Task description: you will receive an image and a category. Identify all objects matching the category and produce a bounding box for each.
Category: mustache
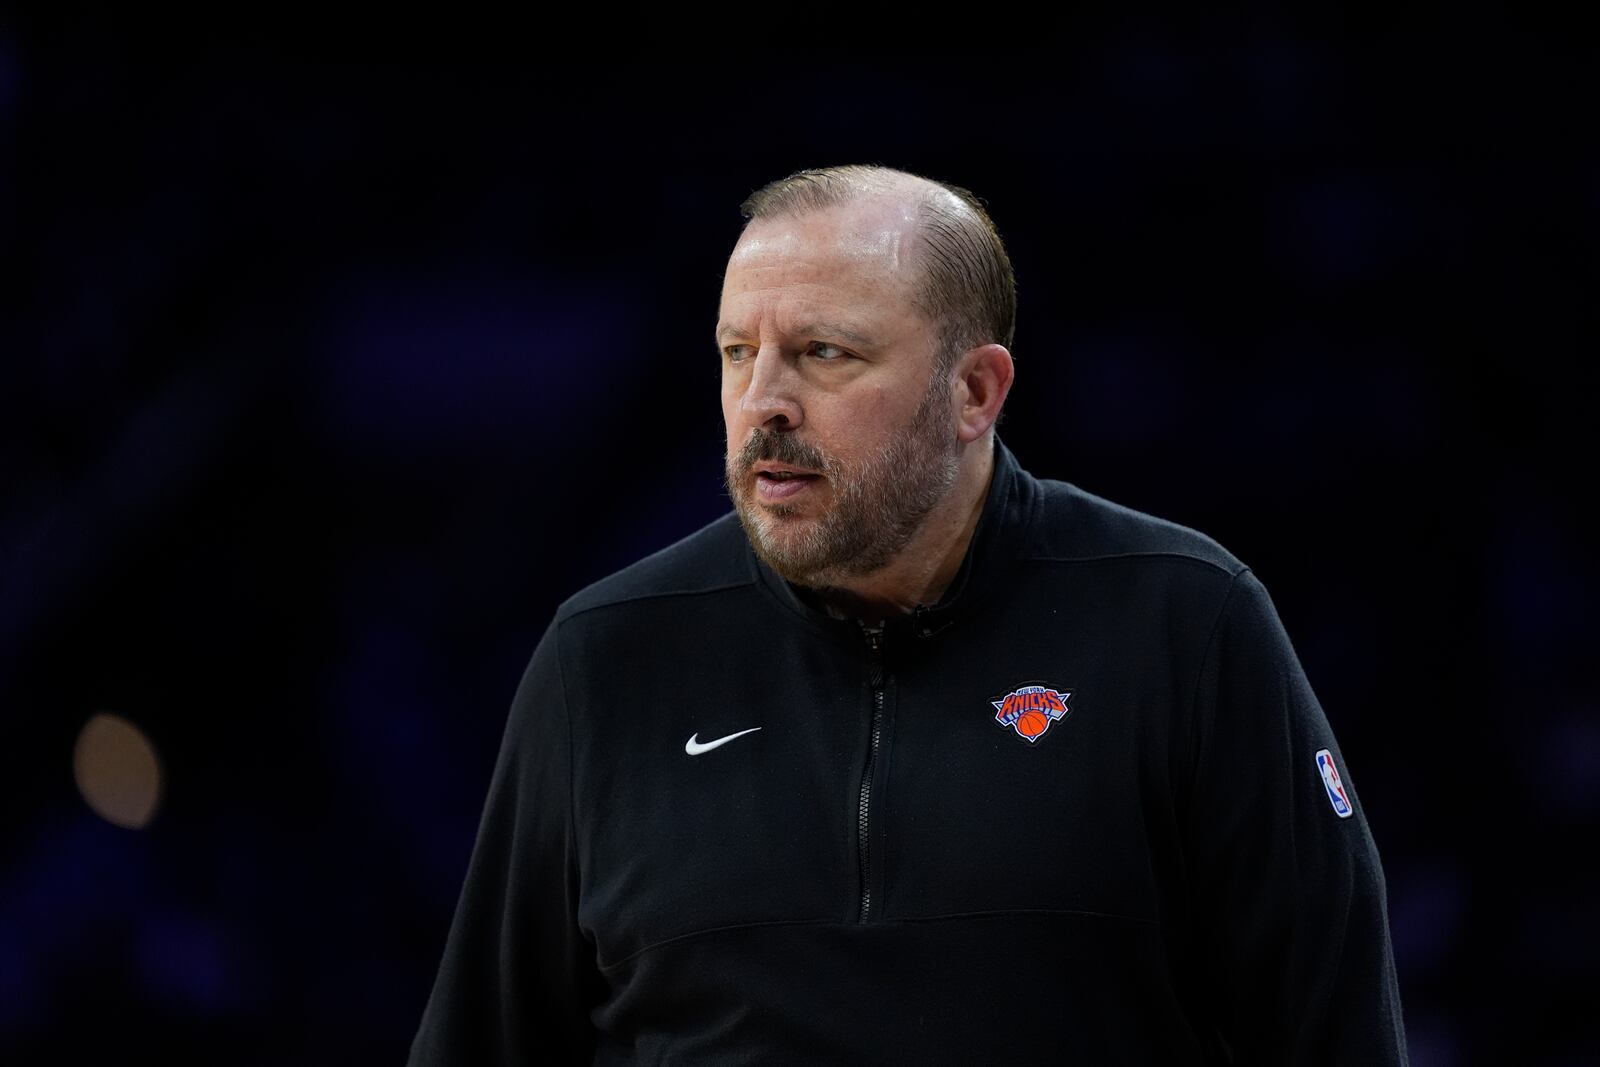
[732,429,830,477]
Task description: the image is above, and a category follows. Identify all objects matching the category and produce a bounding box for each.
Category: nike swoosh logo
[685,727,762,756]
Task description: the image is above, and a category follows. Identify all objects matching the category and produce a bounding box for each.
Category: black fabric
[407,438,1408,1065]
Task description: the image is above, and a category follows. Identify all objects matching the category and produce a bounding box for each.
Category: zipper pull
[860,620,884,652]
[861,621,885,687]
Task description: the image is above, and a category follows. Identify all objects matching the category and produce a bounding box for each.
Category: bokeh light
[72,713,163,830]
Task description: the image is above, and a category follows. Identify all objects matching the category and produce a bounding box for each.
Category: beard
[724,371,962,588]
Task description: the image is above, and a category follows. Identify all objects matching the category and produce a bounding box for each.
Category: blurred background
[2,11,1595,1065]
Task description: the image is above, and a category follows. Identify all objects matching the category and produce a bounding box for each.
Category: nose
[738,344,803,431]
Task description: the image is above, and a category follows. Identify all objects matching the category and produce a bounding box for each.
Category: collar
[747,436,1035,645]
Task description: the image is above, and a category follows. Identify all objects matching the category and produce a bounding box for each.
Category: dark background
[3,12,1595,1066]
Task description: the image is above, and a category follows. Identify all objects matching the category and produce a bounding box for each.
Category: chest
[562,604,1197,968]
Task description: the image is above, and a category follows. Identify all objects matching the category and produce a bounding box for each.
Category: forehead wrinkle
[724,247,913,323]
[716,310,877,349]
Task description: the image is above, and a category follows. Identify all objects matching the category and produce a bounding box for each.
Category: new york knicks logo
[992,683,1073,744]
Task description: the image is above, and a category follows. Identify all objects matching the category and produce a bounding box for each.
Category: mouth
[754,463,821,480]
[752,464,823,503]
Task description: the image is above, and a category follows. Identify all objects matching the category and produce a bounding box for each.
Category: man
[408,165,1408,1064]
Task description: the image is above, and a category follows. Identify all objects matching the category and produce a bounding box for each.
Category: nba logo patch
[1315,749,1354,818]
[991,683,1072,744]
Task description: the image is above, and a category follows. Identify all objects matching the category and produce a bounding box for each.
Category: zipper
[857,622,886,923]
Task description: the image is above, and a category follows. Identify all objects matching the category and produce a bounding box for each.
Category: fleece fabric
[408,437,1408,1066]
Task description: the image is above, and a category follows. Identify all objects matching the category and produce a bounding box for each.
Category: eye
[808,342,849,361]
[723,344,754,364]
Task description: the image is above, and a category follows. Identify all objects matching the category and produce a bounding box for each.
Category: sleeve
[408,620,601,1065]
[1183,569,1408,1065]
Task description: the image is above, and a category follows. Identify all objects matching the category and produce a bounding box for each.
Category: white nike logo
[684,727,762,756]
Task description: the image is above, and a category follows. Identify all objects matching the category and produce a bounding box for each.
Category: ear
[951,343,1014,444]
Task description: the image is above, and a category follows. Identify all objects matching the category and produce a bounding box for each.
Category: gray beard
[725,377,961,588]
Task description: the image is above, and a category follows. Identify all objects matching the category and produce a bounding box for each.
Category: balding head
[740,165,1017,372]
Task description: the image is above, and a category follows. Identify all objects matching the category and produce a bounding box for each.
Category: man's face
[718,200,962,587]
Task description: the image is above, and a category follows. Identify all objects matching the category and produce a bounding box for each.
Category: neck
[817,438,995,623]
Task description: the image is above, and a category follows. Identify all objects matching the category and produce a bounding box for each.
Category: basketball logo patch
[1315,749,1354,818]
[992,683,1073,744]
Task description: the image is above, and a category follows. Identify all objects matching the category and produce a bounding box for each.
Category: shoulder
[1020,473,1248,581]
[555,511,755,623]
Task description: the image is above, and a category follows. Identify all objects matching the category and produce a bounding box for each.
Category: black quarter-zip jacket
[408,439,1408,1065]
